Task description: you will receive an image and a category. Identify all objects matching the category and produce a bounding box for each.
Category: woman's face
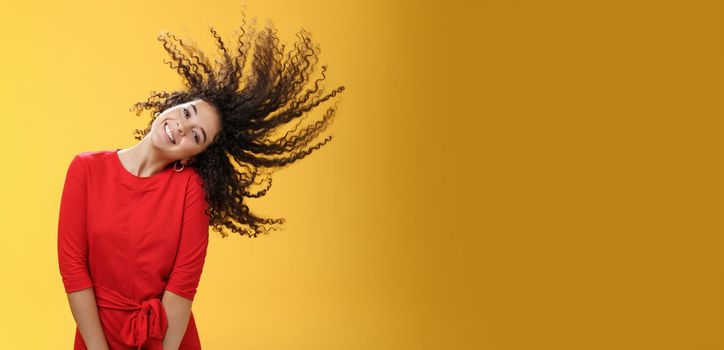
[149,98,222,163]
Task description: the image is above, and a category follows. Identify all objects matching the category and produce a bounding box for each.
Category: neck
[117,138,174,177]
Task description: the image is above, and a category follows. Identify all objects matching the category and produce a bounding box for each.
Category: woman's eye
[182,108,197,142]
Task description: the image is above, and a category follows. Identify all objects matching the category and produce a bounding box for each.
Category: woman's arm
[161,290,193,350]
[59,155,107,348]
[162,172,211,349]
[67,287,110,350]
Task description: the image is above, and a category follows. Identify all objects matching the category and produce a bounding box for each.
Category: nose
[176,121,186,137]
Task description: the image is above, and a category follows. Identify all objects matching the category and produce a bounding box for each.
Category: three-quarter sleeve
[57,154,94,293]
[165,172,210,301]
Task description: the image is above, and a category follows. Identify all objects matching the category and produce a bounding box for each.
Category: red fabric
[93,282,168,349]
[58,149,210,349]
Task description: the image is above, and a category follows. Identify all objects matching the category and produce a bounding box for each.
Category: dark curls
[129,9,345,238]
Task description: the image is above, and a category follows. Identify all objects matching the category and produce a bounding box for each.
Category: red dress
[57,149,210,349]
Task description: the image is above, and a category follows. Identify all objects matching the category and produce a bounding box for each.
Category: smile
[164,122,176,144]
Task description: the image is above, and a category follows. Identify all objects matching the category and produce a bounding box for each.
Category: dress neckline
[113,148,175,180]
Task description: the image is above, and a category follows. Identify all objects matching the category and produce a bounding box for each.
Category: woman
[57,10,345,350]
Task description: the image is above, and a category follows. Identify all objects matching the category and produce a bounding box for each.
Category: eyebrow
[190,103,207,144]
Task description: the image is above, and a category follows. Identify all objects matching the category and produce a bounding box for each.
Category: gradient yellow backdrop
[0,0,470,348]
[2,0,723,349]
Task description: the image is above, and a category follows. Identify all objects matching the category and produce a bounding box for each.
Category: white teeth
[164,123,176,144]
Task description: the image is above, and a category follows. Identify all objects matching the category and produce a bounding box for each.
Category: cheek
[181,141,198,152]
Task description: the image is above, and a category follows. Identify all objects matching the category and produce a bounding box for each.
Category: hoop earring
[174,161,185,172]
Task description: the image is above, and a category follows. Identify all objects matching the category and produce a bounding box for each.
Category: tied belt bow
[93,282,168,349]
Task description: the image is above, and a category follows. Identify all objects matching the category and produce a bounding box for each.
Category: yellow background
[0,0,722,349]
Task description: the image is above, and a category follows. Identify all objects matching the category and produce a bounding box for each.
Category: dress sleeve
[165,172,210,301]
[57,154,94,293]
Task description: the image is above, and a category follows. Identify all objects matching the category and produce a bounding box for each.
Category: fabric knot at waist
[93,282,168,349]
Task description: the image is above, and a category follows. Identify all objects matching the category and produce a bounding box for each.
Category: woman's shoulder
[185,167,206,188]
[73,149,116,163]
[66,149,115,169]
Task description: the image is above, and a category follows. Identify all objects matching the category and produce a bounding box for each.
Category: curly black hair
[129,9,345,238]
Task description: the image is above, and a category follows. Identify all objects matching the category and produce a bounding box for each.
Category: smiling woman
[57,6,345,350]
[151,99,221,158]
